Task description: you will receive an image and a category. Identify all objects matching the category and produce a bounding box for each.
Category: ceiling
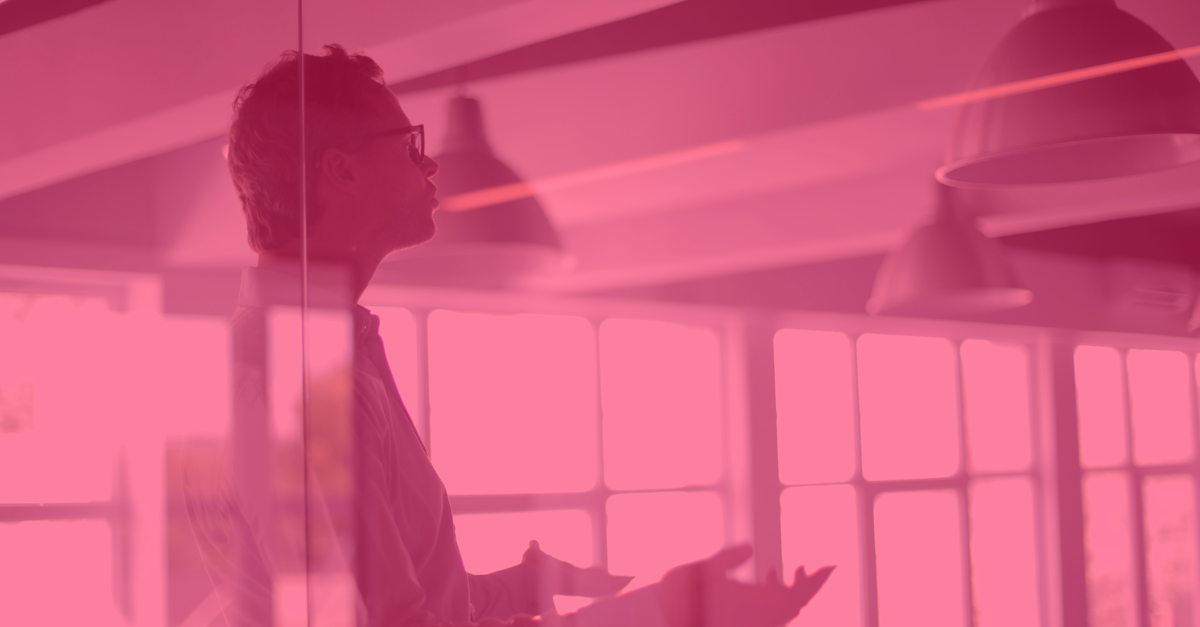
[2,0,1200,319]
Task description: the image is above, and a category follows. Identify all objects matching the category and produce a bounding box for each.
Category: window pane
[1127,350,1193,465]
[874,490,963,627]
[373,306,418,415]
[429,311,597,494]
[781,485,860,627]
[970,478,1040,627]
[1144,476,1197,627]
[857,335,959,480]
[1084,471,1136,627]
[0,294,125,502]
[0,520,124,626]
[1075,347,1127,468]
[160,316,231,438]
[600,319,723,490]
[775,330,855,485]
[607,491,725,590]
[961,340,1032,473]
[454,510,593,574]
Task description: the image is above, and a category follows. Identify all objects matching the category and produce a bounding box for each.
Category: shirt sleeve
[467,571,525,620]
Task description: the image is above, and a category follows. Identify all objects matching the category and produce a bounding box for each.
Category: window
[776,331,1040,627]
[0,289,172,626]
[384,304,737,604]
[12,276,1200,627]
[1075,346,1199,627]
[428,310,598,495]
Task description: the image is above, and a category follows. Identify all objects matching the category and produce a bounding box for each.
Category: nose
[422,154,439,178]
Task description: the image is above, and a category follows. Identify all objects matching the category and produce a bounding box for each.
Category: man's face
[350,88,439,253]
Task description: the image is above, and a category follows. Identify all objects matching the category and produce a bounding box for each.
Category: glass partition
[14,3,1200,627]
[0,1,304,625]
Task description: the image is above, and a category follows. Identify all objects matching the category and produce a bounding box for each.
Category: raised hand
[522,540,634,610]
[657,545,834,627]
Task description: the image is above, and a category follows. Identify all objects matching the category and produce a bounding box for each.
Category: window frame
[0,266,165,623]
[363,284,752,574]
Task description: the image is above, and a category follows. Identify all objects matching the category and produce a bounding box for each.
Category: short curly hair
[228,44,389,253]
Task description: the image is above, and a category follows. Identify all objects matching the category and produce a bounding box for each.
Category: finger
[795,565,835,587]
[701,544,753,577]
[792,565,836,604]
[765,569,779,586]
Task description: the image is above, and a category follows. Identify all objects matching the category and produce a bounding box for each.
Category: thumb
[523,540,544,563]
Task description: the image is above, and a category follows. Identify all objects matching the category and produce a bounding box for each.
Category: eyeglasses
[368,124,424,164]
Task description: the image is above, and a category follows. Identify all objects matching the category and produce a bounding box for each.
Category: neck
[258,243,385,303]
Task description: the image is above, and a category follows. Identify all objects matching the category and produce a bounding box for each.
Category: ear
[318,147,359,194]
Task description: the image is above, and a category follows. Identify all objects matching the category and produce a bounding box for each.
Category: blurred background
[2,0,1200,626]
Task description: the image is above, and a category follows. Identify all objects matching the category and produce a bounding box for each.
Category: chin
[392,219,437,252]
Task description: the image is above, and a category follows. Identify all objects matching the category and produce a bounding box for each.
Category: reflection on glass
[961,340,1033,473]
[857,335,959,480]
[2,0,304,619]
[774,330,856,485]
[211,295,356,627]
[873,490,963,627]
[970,477,1041,627]
[1143,476,1197,627]
[1127,350,1194,465]
[606,491,725,590]
[1075,346,1128,468]
[780,485,861,627]
[429,310,598,494]
[0,294,119,503]
[600,319,723,490]
[1084,471,1136,627]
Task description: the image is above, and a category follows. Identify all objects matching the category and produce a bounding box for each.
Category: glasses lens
[411,127,424,163]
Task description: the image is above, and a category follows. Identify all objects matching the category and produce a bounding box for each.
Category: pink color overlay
[5,1,1200,625]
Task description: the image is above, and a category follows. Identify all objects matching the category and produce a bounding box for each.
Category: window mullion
[590,316,610,571]
[1028,340,1053,627]
[952,339,976,627]
[1119,349,1152,627]
[1039,342,1089,627]
[848,332,879,627]
[742,319,784,582]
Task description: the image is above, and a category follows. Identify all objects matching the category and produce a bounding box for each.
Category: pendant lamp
[937,0,1200,187]
[867,184,1032,316]
[383,96,567,286]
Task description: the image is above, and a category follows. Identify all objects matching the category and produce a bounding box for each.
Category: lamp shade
[868,187,1032,315]
[937,0,1200,187]
[383,96,566,285]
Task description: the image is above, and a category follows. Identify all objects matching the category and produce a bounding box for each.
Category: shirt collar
[236,264,384,347]
[237,263,355,310]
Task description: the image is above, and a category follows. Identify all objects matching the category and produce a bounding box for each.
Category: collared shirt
[230,266,473,626]
[225,265,668,627]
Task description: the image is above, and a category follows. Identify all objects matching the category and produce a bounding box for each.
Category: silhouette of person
[221,44,832,627]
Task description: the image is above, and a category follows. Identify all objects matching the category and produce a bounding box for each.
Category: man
[224,44,832,627]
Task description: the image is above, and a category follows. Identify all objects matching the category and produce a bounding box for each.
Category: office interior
[2,0,1200,626]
